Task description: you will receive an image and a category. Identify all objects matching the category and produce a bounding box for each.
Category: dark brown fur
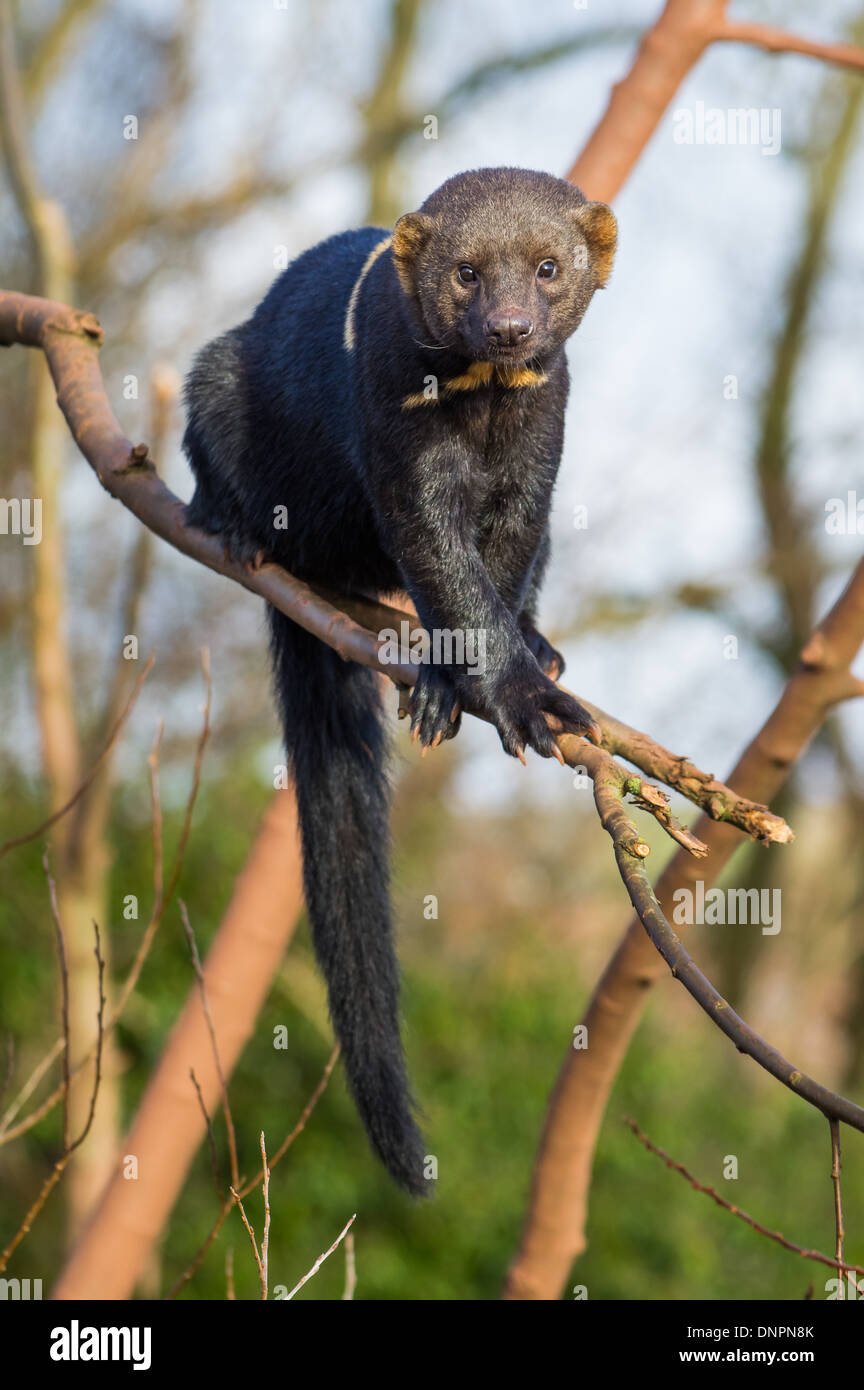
[183,168,617,1193]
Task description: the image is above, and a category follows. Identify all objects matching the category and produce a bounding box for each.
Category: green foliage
[0,759,860,1301]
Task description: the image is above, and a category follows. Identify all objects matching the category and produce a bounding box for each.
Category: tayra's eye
[537,259,558,281]
[457,264,478,284]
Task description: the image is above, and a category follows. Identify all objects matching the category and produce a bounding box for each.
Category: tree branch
[0,288,795,857]
[567,0,864,203]
[715,21,864,74]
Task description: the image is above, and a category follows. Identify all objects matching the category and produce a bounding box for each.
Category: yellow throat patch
[402,360,547,410]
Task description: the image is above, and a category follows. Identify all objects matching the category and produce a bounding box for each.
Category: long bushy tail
[268,607,429,1196]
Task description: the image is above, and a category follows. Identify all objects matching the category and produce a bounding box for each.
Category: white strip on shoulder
[343,235,393,353]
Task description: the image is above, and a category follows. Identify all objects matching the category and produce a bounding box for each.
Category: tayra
[183,167,617,1194]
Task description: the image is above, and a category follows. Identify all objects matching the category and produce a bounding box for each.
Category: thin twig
[0,921,105,1272]
[230,1186,264,1293]
[239,1042,340,1195]
[148,723,164,917]
[284,1215,357,1302]
[180,900,240,1191]
[166,1045,339,1298]
[0,1163,69,1272]
[163,648,211,908]
[259,1132,271,1302]
[626,1119,864,1282]
[0,1036,14,1113]
[68,920,106,1155]
[165,1200,232,1300]
[190,1068,223,1201]
[0,656,154,860]
[43,853,71,1151]
[571,695,793,847]
[830,1118,846,1294]
[342,1232,356,1301]
[110,652,211,1018]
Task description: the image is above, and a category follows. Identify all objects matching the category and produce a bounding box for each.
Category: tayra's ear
[572,199,618,288]
[392,211,433,294]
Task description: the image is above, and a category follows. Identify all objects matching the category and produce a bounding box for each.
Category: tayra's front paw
[519,620,566,680]
[406,666,462,749]
[485,658,598,761]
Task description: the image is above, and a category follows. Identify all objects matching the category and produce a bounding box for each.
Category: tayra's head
[392,167,617,365]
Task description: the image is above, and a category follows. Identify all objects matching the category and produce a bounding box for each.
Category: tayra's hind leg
[183,327,266,567]
[406,665,462,748]
[184,434,264,567]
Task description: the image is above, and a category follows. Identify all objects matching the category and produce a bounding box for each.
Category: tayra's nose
[485,309,534,347]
